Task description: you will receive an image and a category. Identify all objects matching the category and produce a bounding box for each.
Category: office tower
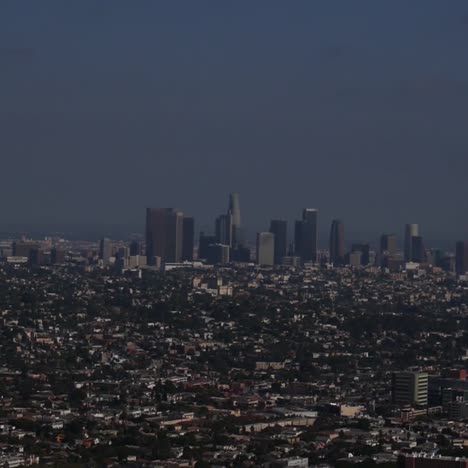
[198,233,217,260]
[404,224,419,262]
[207,244,230,265]
[456,241,468,276]
[29,248,46,266]
[182,217,195,261]
[228,192,241,247]
[256,232,275,266]
[351,243,370,266]
[145,208,184,264]
[392,371,428,406]
[129,240,141,256]
[215,213,232,247]
[269,220,287,265]
[12,241,37,258]
[99,238,112,265]
[294,208,318,263]
[51,247,66,265]
[231,245,251,263]
[380,234,397,255]
[329,219,345,266]
[411,236,426,263]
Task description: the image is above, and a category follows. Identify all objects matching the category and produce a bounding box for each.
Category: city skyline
[1,2,468,241]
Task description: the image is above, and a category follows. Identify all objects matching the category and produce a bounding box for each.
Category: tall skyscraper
[99,238,112,265]
[215,213,232,247]
[411,236,426,263]
[380,234,397,255]
[329,219,345,266]
[129,240,141,256]
[294,208,318,263]
[207,244,230,265]
[198,233,217,260]
[269,220,287,265]
[146,208,184,264]
[456,241,468,276]
[256,232,274,266]
[228,192,241,247]
[182,217,195,261]
[404,224,420,262]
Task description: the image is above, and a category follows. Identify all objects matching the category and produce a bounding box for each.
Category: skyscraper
[182,217,195,261]
[404,224,420,262]
[256,232,275,266]
[228,192,241,247]
[207,244,230,265]
[99,238,112,265]
[456,241,468,276]
[294,208,318,263]
[351,243,370,266]
[269,220,287,265]
[329,219,345,266]
[380,234,397,255]
[411,236,426,263]
[215,213,232,247]
[198,233,217,260]
[146,208,184,264]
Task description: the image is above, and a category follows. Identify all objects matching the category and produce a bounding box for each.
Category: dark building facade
[198,233,217,261]
[215,214,232,247]
[405,223,420,262]
[380,233,397,255]
[351,243,370,266]
[182,217,195,261]
[411,235,426,263]
[146,208,184,264]
[294,208,318,263]
[228,192,241,247]
[269,219,287,265]
[329,219,345,266]
[456,241,468,276]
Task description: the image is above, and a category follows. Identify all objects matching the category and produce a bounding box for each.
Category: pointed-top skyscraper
[228,192,241,247]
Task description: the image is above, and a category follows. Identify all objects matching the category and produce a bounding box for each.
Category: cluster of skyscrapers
[143,192,468,276]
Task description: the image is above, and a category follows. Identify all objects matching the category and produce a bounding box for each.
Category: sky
[1,1,468,246]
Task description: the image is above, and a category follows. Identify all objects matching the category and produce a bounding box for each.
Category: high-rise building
[215,213,232,247]
[256,232,274,266]
[351,243,370,266]
[51,247,66,265]
[380,234,397,255]
[269,220,287,265]
[294,208,318,263]
[207,244,230,265]
[99,238,112,265]
[411,236,426,263]
[129,240,141,256]
[392,371,428,407]
[456,241,468,276]
[182,217,195,261]
[12,241,38,258]
[404,224,420,262]
[329,219,345,266]
[231,245,251,263]
[228,192,241,247]
[146,208,184,264]
[198,233,217,261]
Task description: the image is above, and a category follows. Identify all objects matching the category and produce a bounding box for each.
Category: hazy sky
[1,1,468,244]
